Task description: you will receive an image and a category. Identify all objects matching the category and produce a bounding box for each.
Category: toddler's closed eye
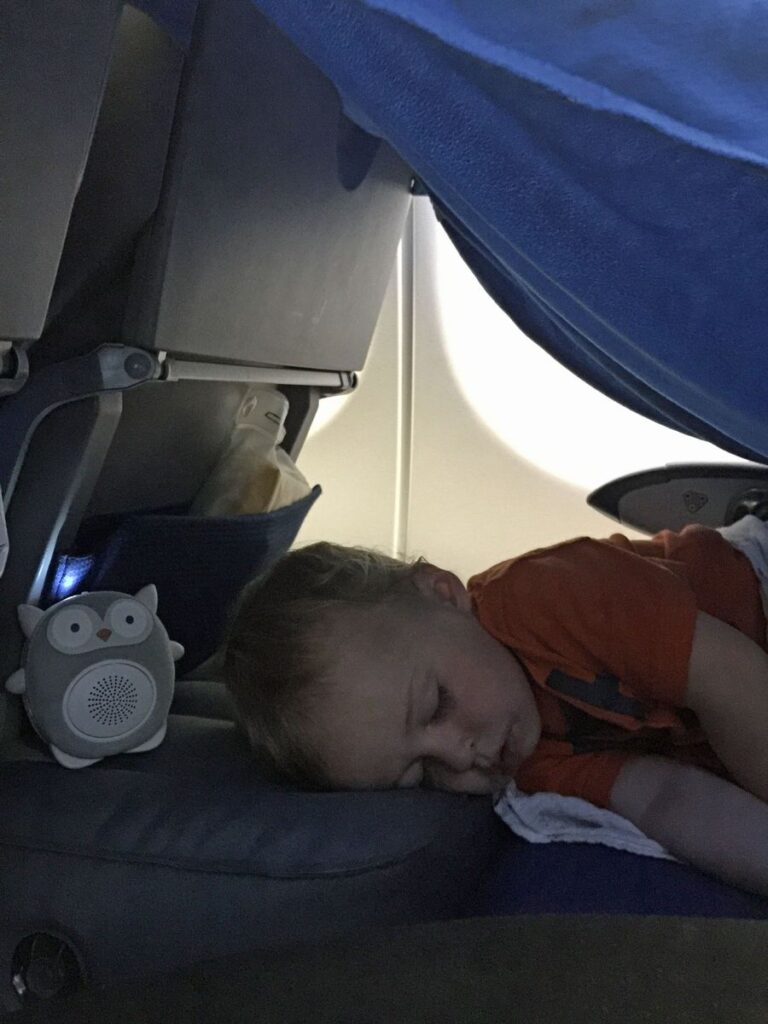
[430,683,454,724]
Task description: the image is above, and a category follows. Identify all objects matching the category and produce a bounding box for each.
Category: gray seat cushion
[0,699,504,991]
[171,676,234,721]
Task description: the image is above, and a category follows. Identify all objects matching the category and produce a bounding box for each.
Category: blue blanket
[241,0,768,463]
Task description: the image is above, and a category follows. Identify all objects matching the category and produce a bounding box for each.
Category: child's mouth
[494,732,520,775]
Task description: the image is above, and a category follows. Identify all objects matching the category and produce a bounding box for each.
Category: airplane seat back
[0,0,124,358]
[0,1,188,736]
[0,0,412,694]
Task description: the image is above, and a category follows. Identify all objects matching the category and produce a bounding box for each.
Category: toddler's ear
[412,563,471,612]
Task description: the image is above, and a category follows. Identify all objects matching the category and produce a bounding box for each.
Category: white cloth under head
[495,783,677,861]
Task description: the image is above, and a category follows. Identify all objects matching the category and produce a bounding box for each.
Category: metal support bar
[0,343,357,508]
[0,394,123,683]
[159,354,356,393]
[280,386,321,460]
[0,345,161,505]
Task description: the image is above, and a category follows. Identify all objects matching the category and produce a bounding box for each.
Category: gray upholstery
[0,0,123,343]
[0,689,503,992]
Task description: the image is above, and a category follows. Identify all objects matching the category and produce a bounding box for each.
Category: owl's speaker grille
[64,661,156,740]
[86,674,139,726]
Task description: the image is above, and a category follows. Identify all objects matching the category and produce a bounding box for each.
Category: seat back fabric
[0,0,122,343]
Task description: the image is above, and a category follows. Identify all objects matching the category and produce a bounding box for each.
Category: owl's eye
[48,607,95,651]
[106,599,149,639]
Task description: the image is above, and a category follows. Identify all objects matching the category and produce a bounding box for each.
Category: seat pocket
[48,485,321,674]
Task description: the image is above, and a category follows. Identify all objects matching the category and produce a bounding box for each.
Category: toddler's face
[307,570,541,794]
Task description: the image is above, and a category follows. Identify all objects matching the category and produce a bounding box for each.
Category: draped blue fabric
[245,0,768,462]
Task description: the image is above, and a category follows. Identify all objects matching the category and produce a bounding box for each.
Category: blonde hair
[223,541,423,787]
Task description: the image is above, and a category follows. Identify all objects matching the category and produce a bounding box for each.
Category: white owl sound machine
[4,585,184,768]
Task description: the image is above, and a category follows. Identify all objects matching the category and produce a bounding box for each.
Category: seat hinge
[0,342,30,396]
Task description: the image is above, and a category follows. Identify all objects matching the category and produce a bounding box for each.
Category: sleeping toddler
[223,516,768,897]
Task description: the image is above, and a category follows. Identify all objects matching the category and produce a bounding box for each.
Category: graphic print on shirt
[546,669,646,720]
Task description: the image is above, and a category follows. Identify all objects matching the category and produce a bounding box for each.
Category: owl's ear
[17,604,44,638]
[134,584,158,614]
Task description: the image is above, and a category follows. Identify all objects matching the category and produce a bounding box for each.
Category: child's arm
[610,756,768,897]
[686,611,768,803]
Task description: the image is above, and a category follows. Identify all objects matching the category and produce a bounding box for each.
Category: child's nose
[427,723,477,773]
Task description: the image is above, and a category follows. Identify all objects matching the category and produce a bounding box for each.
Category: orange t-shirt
[468,525,766,809]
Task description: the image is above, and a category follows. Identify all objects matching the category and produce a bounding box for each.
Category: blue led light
[51,556,95,600]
